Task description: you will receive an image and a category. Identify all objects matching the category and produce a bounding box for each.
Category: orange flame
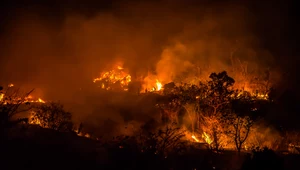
[156,79,162,91]
[93,66,131,91]
[0,84,46,104]
[192,135,200,142]
[202,132,213,145]
[0,93,4,101]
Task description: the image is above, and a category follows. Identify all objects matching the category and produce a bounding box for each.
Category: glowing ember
[8,83,14,87]
[93,66,131,91]
[202,132,213,145]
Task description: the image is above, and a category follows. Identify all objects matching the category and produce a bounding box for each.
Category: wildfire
[24,95,46,103]
[202,132,213,145]
[93,66,131,91]
[141,73,164,93]
[235,91,269,100]
[23,97,45,104]
[148,79,163,92]
[0,84,46,104]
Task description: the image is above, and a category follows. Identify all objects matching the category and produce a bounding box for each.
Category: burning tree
[30,102,73,132]
[196,71,235,151]
[199,71,235,115]
[159,83,201,125]
[0,85,34,132]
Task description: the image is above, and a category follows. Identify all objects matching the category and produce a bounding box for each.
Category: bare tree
[0,85,34,130]
[226,114,253,154]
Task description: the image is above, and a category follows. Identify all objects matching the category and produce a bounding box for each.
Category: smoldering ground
[0,1,286,137]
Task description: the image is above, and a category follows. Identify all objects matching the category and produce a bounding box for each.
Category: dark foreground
[1,126,300,170]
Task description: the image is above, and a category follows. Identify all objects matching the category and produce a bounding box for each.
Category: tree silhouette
[0,85,33,132]
[31,102,73,132]
[196,71,235,151]
[199,71,235,116]
[226,114,253,154]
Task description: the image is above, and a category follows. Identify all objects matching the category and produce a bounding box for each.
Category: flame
[0,85,46,104]
[24,95,46,103]
[0,93,4,101]
[192,135,200,142]
[29,111,41,125]
[38,98,45,103]
[202,132,213,145]
[93,66,131,91]
[141,73,163,93]
[156,79,162,91]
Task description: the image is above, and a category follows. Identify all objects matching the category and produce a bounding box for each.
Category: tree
[226,113,253,154]
[199,71,235,116]
[196,71,235,151]
[0,85,33,131]
[31,102,73,132]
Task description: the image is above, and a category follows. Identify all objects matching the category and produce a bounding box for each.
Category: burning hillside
[92,62,271,101]
[0,0,294,159]
[93,66,131,91]
[0,84,45,104]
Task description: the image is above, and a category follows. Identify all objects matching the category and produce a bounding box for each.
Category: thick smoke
[0,1,282,137]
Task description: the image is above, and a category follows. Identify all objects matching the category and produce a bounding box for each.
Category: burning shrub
[31,102,73,132]
[137,123,187,156]
[200,115,231,151]
[93,66,131,91]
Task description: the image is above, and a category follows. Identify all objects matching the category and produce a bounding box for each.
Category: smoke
[0,1,283,137]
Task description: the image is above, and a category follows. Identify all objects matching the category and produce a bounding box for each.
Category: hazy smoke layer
[0,1,284,136]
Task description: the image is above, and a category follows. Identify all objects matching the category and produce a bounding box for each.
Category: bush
[31,102,73,132]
